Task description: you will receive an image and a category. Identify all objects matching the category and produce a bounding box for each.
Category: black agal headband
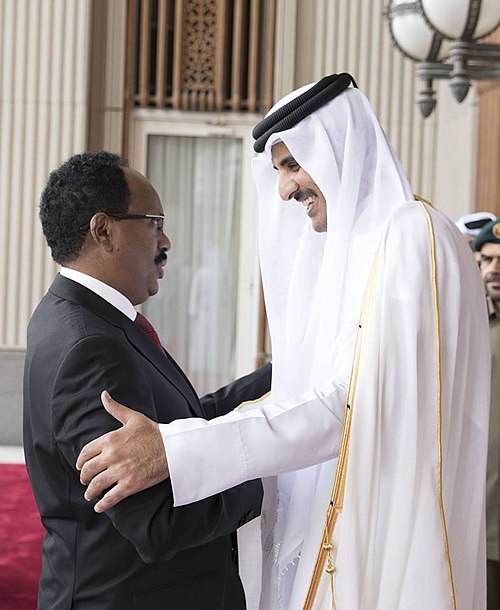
[252,73,358,153]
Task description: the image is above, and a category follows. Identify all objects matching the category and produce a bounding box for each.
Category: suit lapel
[122,319,203,416]
[50,275,204,417]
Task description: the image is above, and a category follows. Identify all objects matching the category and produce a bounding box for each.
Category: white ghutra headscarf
[252,84,489,609]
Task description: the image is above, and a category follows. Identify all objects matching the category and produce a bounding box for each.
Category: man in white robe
[77,75,490,609]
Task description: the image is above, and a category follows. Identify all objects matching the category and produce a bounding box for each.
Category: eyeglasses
[79,213,165,231]
[106,213,164,222]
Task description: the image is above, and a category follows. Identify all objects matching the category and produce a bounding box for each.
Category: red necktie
[134,312,164,353]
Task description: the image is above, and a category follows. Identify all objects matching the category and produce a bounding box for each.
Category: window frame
[130,108,264,378]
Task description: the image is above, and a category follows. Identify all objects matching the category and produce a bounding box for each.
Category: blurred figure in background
[474,218,500,610]
[456,211,496,262]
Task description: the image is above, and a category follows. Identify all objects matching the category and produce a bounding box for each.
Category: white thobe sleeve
[161,379,347,507]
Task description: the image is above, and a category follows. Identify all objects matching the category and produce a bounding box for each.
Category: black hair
[39,151,131,264]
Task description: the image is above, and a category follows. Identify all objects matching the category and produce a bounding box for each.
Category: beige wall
[0,0,126,350]
[0,0,91,348]
[87,0,127,153]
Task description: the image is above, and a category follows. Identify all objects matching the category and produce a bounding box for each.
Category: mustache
[294,187,317,203]
[485,273,500,283]
[155,251,168,265]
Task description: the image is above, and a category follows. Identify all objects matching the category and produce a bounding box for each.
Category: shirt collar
[487,295,500,320]
[60,267,137,321]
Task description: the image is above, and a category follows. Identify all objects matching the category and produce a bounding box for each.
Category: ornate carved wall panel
[128,0,275,113]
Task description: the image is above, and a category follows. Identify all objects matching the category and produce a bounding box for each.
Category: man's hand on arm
[76,391,169,513]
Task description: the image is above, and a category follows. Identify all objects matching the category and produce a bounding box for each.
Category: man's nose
[278,174,299,201]
[160,232,171,252]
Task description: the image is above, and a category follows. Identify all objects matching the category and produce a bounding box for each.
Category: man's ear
[89,213,114,251]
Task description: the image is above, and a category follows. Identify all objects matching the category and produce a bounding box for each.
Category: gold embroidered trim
[234,390,271,410]
[414,193,434,207]
[418,201,457,609]
[302,249,380,610]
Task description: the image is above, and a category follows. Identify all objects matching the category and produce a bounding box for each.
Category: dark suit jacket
[23,274,271,610]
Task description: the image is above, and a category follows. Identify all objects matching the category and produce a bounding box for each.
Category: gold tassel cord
[324,542,337,610]
[302,249,380,610]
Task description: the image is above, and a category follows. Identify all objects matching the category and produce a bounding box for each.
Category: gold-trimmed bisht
[302,201,455,610]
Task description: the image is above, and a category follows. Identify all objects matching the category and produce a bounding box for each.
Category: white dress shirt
[60,267,137,321]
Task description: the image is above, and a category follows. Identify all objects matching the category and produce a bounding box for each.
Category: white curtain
[144,135,242,395]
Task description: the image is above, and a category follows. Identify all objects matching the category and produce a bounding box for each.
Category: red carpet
[0,464,44,610]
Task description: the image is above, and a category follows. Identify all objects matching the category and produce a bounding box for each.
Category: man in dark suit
[23,151,270,609]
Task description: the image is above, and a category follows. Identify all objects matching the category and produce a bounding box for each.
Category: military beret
[472,217,500,251]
